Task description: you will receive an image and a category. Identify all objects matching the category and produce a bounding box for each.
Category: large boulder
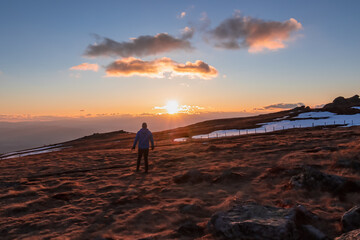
[208,202,325,240]
[335,229,360,240]
[341,206,360,232]
[301,225,329,240]
[323,95,360,114]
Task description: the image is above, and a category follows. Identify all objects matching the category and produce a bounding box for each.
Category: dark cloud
[207,13,302,52]
[106,57,218,79]
[264,103,305,110]
[85,33,193,58]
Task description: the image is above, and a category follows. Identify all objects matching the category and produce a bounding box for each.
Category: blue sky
[1,0,360,117]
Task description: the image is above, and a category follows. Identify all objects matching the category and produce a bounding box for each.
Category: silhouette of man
[132,122,154,173]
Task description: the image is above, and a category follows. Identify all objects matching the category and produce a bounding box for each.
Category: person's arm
[132,132,139,149]
[150,132,154,150]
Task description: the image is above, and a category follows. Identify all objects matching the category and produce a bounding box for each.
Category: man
[132,122,154,173]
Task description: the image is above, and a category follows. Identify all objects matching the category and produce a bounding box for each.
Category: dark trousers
[137,148,149,172]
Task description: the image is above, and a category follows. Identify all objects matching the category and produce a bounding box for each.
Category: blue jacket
[133,128,154,149]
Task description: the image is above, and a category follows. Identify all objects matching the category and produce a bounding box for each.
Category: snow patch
[173,111,360,142]
[173,137,188,142]
[294,111,335,119]
[1,144,68,159]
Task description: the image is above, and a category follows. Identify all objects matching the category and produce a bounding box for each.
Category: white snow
[274,115,289,121]
[1,145,68,160]
[173,137,188,142]
[173,111,360,142]
[294,111,335,119]
[352,106,360,110]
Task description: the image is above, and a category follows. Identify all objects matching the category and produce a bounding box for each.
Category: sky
[1,0,360,119]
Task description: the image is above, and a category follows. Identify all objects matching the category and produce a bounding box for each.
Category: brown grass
[1,125,360,239]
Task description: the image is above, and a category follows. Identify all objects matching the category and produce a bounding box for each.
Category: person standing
[132,122,154,173]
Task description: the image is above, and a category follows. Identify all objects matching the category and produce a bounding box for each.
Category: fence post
[283,126,285,130]
[264,128,267,133]
[352,120,354,125]
[273,126,275,131]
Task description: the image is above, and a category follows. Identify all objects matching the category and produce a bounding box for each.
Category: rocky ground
[1,125,360,239]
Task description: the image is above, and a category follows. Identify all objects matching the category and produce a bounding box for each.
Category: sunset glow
[0,1,359,119]
[165,100,179,114]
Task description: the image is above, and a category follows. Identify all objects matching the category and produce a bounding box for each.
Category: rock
[302,225,329,240]
[208,202,318,240]
[323,95,360,114]
[213,169,243,183]
[173,169,211,184]
[335,229,360,240]
[341,206,360,232]
[289,166,360,195]
[177,221,204,237]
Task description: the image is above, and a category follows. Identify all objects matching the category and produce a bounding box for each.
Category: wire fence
[189,119,356,141]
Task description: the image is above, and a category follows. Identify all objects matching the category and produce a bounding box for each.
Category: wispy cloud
[70,63,99,72]
[198,12,211,31]
[206,12,302,52]
[154,104,205,114]
[181,26,195,40]
[262,102,305,110]
[106,57,218,79]
[85,33,193,58]
[178,11,186,19]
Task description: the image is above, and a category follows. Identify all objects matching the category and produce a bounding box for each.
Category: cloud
[70,63,99,72]
[198,12,211,31]
[178,11,186,19]
[105,57,218,79]
[263,103,305,110]
[85,33,193,58]
[207,13,302,52]
[181,26,195,40]
[154,104,205,114]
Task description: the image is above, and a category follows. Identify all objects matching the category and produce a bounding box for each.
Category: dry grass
[1,125,360,239]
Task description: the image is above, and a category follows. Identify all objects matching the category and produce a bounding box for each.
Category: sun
[165,100,179,114]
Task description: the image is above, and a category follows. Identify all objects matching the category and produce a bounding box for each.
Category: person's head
[142,122,147,129]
